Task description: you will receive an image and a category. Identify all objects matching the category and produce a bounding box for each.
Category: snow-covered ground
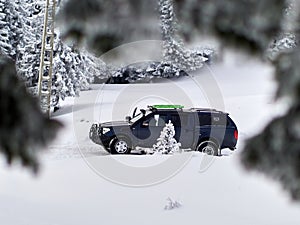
[1,54,299,225]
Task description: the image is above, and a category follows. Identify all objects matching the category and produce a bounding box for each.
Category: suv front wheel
[197,140,219,156]
[110,137,131,154]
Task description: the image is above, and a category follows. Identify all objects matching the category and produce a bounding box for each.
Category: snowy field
[1,54,300,225]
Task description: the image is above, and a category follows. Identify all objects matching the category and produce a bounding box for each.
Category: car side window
[142,114,168,127]
[199,113,227,126]
[212,114,227,126]
[171,114,188,127]
[199,114,211,126]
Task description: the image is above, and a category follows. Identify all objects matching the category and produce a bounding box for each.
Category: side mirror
[125,116,131,122]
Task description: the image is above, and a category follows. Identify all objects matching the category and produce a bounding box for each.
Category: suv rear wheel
[197,140,219,156]
[110,137,131,154]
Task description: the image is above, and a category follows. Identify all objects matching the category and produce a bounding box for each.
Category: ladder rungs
[47,22,54,27]
[45,45,53,51]
[44,61,51,65]
[42,76,51,80]
[41,90,50,95]
[48,16,55,20]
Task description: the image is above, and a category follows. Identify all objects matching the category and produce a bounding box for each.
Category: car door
[198,112,227,146]
[136,113,168,147]
[170,112,194,148]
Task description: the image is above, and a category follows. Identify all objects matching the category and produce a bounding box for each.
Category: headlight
[102,127,111,134]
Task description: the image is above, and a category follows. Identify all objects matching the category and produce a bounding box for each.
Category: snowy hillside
[1,54,299,225]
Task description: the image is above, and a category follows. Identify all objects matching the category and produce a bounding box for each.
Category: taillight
[234,130,238,140]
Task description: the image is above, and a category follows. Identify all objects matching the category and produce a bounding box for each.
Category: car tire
[110,137,131,154]
[197,140,219,156]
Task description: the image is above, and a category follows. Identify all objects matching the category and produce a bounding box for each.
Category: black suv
[89,105,238,156]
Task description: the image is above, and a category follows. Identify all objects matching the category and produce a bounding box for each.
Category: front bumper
[89,124,102,145]
[89,124,113,149]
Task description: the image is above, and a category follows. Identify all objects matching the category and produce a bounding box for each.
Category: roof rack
[190,108,218,112]
[189,108,227,114]
[148,105,184,110]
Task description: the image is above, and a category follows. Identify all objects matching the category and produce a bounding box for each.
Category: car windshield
[130,109,151,123]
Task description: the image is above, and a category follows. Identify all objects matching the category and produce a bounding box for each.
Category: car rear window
[198,113,227,126]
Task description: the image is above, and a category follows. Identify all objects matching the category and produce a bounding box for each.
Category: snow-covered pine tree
[15,0,44,87]
[52,41,79,106]
[109,62,187,83]
[268,33,297,60]
[159,0,212,71]
[0,0,22,60]
[153,120,181,154]
[15,0,79,104]
[7,0,106,108]
[267,2,297,60]
[52,40,108,107]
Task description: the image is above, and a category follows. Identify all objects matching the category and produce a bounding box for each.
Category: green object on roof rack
[152,104,184,109]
